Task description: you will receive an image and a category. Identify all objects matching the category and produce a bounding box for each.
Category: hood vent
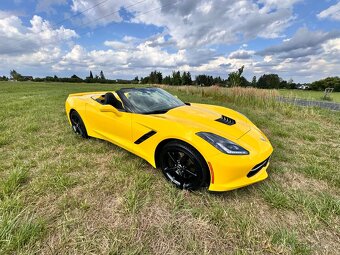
[216,115,236,126]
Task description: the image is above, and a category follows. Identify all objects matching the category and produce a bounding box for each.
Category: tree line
[138,67,340,91]
[1,68,339,92]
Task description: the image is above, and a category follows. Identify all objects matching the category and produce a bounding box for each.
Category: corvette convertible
[65,87,273,191]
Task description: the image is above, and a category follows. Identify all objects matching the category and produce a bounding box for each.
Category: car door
[86,100,133,150]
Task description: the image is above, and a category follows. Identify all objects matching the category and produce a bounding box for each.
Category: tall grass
[158,85,279,108]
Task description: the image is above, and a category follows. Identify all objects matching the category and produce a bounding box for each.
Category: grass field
[278,89,340,103]
[0,81,339,254]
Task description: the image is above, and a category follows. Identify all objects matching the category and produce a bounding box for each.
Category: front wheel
[70,111,88,138]
[160,141,209,190]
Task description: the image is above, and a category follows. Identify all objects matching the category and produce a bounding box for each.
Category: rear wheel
[70,111,88,138]
[160,141,209,190]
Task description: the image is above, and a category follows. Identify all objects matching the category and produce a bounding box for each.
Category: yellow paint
[65,91,273,191]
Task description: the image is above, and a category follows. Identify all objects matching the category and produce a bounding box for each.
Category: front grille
[247,157,270,178]
[216,115,236,126]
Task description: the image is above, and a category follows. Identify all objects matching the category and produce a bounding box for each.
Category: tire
[70,110,88,138]
[159,141,209,190]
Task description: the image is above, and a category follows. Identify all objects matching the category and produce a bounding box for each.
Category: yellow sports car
[65,87,273,191]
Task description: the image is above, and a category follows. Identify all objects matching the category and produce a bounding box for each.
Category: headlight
[197,132,249,155]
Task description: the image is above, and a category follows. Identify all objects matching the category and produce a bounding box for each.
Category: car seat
[104,92,123,110]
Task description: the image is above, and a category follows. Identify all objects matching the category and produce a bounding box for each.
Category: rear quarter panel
[65,94,93,128]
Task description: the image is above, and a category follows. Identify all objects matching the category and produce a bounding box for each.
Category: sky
[0,0,339,83]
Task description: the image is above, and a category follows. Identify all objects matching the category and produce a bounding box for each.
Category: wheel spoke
[164,166,177,172]
[180,154,190,165]
[167,152,177,164]
[183,168,197,177]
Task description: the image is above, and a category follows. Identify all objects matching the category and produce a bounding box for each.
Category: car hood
[150,104,252,140]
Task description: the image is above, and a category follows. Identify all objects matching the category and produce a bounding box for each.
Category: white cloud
[70,0,128,27]
[257,0,302,12]
[69,0,297,48]
[104,40,132,50]
[131,0,296,48]
[229,49,255,59]
[317,2,340,21]
[253,29,340,82]
[0,12,77,56]
[36,0,68,14]
[258,27,340,58]
[0,12,77,74]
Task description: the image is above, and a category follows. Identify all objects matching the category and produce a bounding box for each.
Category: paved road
[277,96,340,111]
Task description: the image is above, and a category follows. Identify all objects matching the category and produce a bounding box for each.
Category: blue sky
[0,0,339,82]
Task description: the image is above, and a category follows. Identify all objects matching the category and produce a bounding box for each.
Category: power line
[54,0,112,27]
[14,0,150,45]
[78,0,149,28]
[16,0,178,54]
[76,0,178,38]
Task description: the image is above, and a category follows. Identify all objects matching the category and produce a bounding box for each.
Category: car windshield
[120,88,185,114]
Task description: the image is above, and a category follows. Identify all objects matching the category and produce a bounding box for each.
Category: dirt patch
[278,171,337,196]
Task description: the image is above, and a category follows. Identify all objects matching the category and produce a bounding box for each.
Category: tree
[172,71,181,85]
[100,70,106,80]
[85,71,94,83]
[310,76,340,92]
[45,76,55,82]
[195,75,214,86]
[148,70,162,84]
[162,75,171,85]
[251,76,257,87]
[70,74,83,83]
[213,76,223,86]
[181,71,192,85]
[10,70,22,81]
[140,76,149,84]
[0,76,8,81]
[228,65,244,87]
[239,76,250,87]
[257,74,281,89]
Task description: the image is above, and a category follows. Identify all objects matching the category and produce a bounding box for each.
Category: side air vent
[216,115,236,126]
[134,131,157,144]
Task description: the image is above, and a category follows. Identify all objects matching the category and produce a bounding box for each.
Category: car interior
[94,92,124,110]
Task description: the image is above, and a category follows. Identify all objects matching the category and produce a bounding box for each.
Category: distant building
[296,84,309,90]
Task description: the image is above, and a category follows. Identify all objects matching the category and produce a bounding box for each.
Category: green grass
[279,89,340,102]
[0,81,339,254]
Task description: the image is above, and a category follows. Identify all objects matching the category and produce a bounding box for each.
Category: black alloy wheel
[70,111,88,138]
[160,141,209,190]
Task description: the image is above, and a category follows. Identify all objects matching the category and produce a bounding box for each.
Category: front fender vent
[216,115,236,126]
[134,130,157,144]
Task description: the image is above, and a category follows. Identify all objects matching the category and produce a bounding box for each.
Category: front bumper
[208,161,270,191]
[207,130,273,192]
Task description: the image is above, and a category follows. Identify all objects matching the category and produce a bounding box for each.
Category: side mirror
[99,105,122,116]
